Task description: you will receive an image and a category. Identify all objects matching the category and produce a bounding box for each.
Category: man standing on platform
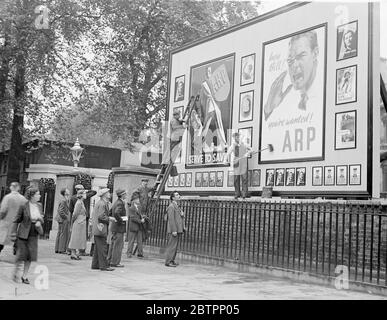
[107,189,127,267]
[165,191,185,267]
[126,191,145,259]
[0,182,27,255]
[226,132,252,199]
[91,188,115,271]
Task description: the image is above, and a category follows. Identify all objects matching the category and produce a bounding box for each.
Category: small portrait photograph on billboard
[216,171,224,187]
[335,110,356,150]
[174,75,185,102]
[312,166,323,186]
[179,173,185,187]
[167,176,173,187]
[260,24,326,163]
[336,65,357,105]
[239,90,254,123]
[227,170,234,187]
[240,53,255,86]
[173,175,179,187]
[238,127,253,148]
[337,21,358,61]
[275,168,285,186]
[324,166,335,186]
[195,172,202,187]
[187,54,234,167]
[209,171,216,187]
[252,169,261,187]
[202,172,209,187]
[285,168,295,186]
[186,173,192,187]
[336,165,348,185]
[296,167,306,186]
[349,164,361,185]
[266,169,275,186]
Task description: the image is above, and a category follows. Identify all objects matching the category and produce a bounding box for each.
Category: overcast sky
[259,0,386,58]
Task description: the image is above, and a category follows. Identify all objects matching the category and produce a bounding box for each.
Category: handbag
[34,221,44,236]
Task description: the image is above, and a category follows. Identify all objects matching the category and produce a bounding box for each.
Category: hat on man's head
[130,191,140,202]
[232,132,240,138]
[141,178,149,182]
[116,188,126,197]
[75,184,84,190]
[173,109,180,115]
[99,188,110,197]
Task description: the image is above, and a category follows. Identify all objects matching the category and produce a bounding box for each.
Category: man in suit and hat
[91,188,115,271]
[107,188,127,267]
[226,132,252,199]
[126,191,146,258]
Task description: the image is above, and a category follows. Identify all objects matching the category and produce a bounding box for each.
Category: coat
[68,200,87,250]
[11,202,44,240]
[128,204,143,232]
[69,190,97,218]
[110,198,126,233]
[55,199,70,224]
[0,192,27,245]
[135,186,153,215]
[227,141,252,176]
[166,201,185,234]
[91,199,110,238]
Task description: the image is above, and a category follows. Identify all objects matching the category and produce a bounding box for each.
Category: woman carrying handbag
[11,187,44,284]
[68,189,87,260]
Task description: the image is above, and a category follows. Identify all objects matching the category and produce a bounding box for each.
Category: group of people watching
[0,178,186,283]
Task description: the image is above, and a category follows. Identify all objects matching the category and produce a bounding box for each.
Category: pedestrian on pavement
[165,191,186,267]
[107,188,127,267]
[11,187,44,284]
[126,191,145,259]
[0,182,27,255]
[54,188,71,254]
[68,184,97,256]
[91,188,116,271]
[68,189,87,260]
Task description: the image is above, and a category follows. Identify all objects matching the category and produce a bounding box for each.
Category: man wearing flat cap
[91,188,116,271]
[226,132,252,199]
[68,184,97,256]
[126,191,145,258]
[107,188,127,267]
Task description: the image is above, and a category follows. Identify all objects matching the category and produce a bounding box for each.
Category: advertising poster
[187,55,234,167]
[186,173,192,187]
[336,65,357,105]
[266,169,275,186]
[240,53,255,86]
[296,167,306,186]
[239,90,254,123]
[285,168,295,186]
[195,172,202,187]
[174,75,185,102]
[324,166,335,186]
[312,166,323,186]
[260,25,326,162]
[336,165,348,185]
[337,21,358,61]
[216,171,224,187]
[275,168,285,186]
[349,165,361,185]
[335,111,356,150]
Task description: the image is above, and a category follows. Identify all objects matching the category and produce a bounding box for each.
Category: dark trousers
[127,230,143,256]
[0,244,3,253]
[234,172,248,198]
[165,233,181,264]
[91,236,109,270]
[55,221,69,253]
[108,232,124,265]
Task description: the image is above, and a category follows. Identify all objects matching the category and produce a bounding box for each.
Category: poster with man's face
[349,165,361,185]
[174,75,185,102]
[260,25,326,163]
[187,55,234,167]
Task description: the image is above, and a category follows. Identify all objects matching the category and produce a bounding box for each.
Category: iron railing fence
[148,198,387,288]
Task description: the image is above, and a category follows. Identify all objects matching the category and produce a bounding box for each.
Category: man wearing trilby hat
[91,188,116,271]
[126,191,146,259]
[107,188,127,267]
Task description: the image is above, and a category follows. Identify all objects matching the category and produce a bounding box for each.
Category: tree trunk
[6,26,27,185]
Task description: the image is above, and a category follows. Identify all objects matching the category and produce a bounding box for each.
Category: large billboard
[166,2,380,198]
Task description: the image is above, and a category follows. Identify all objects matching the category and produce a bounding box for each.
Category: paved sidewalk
[0,239,385,300]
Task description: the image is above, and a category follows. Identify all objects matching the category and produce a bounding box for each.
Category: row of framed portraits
[264,164,361,187]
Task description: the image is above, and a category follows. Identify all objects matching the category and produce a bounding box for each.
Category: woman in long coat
[11,187,44,284]
[68,190,87,260]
